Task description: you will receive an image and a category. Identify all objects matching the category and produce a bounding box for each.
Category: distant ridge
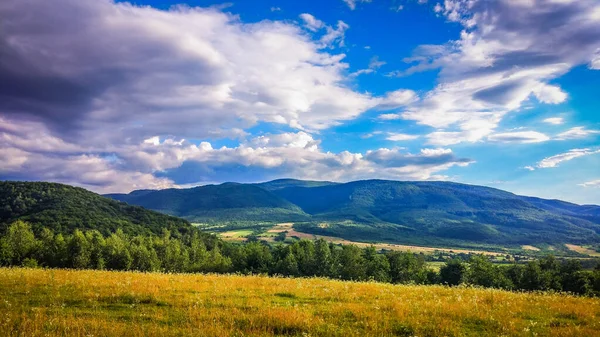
[106,179,600,246]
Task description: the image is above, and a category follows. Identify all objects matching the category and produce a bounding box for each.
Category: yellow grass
[565,244,600,257]
[521,245,540,251]
[2,268,600,336]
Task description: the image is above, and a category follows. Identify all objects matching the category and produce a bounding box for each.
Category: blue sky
[0,0,599,204]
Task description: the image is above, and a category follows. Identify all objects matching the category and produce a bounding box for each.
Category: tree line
[2,221,600,296]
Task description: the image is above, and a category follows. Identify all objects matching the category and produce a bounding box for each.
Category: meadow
[2,268,600,336]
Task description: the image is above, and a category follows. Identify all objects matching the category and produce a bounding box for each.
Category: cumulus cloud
[487,131,550,144]
[1,0,466,192]
[0,0,385,144]
[0,117,474,192]
[533,148,600,169]
[382,0,600,145]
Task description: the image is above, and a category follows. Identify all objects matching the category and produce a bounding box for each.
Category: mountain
[105,179,600,246]
[256,179,338,191]
[106,182,310,223]
[0,181,193,236]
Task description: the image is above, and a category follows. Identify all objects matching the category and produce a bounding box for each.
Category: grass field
[565,244,600,257]
[220,223,507,256]
[2,268,600,336]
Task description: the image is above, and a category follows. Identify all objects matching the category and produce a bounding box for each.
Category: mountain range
[106,179,600,246]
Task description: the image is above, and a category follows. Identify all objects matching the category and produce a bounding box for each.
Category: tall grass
[1,267,599,336]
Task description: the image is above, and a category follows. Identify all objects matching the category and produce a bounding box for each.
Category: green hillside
[256,178,338,191]
[274,180,600,245]
[105,179,600,246]
[0,181,193,236]
[107,183,309,223]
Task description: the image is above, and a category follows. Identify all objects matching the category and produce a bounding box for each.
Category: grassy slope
[0,181,192,236]
[2,268,600,336]
[274,180,600,245]
[107,183,309,223]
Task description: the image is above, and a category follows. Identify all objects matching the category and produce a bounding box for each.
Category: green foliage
[440,259,467,286]
[2,220,600,296]
[105,179,600,246]
[387,251,429,284]
[0,181,193,236]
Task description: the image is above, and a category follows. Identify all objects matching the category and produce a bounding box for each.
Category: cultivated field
[2,268,600,336]
[222,222,507,256]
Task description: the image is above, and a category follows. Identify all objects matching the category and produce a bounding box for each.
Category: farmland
[2,268,600,336]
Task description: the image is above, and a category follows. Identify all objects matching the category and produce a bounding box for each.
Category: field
[2,268,600,336]
[565,244,600,257]
[217,222,509,257]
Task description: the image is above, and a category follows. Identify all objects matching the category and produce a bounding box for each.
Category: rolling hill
[106,182,310,223]
[0,181,193,236]
[105,179,600,246]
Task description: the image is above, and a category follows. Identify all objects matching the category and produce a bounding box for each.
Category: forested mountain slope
[0,181,193,235]
[106,179,600,245]
[107,182,310,223]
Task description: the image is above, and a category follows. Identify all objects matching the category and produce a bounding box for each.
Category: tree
[188,232,208,272]
[104,229,132,270]
[2,221,39,266]
[68,229,91,269]
[86,230,106,269]
[242,242,272,274]
[467,255,513,289]
[339,245,366,281]
[130,240,160,271]
[387,252,428,284]
[440,259,467,286]
[314,239,334,277]
[364,246,391,282]
[275,250,300,276]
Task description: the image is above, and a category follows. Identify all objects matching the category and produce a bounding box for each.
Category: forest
[2,220,600,296]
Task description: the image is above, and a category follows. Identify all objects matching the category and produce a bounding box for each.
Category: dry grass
[565,244,600,257]
[1,268,600,336]
[521,245,541,251]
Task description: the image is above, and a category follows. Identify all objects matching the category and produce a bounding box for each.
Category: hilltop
[0,181,193,235]
[106,179,600,246]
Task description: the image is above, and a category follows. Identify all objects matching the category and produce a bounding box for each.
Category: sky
[0,0,599,204]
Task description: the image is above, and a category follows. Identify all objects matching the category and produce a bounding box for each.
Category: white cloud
[350,56,387,77]
[543,117,564,125]
[591,49,600,69]
[487,131,550,144]
[343,0,372,10]
[381,0,600,145]
[0,118,474,192]
[579,180,600,188]
[0,0,391,144]
[299,13,324,31]
[386,133,420,141]
[556,127,600,140]
[535,148,600,169]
